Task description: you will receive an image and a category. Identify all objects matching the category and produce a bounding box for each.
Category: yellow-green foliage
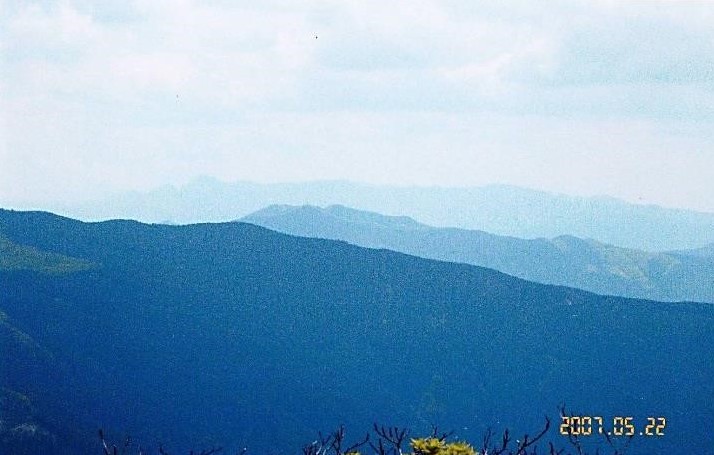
[411,438,445,455]
[442,441,477,455]
[0,233,94,274]
[410,438,477,455]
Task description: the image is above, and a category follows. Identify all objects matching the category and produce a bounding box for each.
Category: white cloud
[3,0,318,108]
[1,0,713,211]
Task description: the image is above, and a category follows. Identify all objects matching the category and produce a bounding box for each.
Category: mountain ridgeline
[241,204,714,303]
[0,209,713,454]
[53,178,714,251]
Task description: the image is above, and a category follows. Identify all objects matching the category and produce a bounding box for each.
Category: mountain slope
[0,209,712,454]
[0,309,95,455]
[0,231,102,453]
[0,232,94,274]
[669,242,714,260]
[50,178,714,251]
[241,204,714,303]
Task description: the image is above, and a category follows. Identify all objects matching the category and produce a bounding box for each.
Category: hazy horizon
[5,175,714,218]
[2,1,714,212]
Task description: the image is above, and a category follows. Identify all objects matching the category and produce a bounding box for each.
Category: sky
[1,0,714,212]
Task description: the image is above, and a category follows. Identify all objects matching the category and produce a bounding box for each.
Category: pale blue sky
[2,1,713,211]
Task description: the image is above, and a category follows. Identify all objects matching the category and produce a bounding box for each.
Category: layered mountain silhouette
[50,178,714,251]
[241,204,714,303]
[1,209,712,454]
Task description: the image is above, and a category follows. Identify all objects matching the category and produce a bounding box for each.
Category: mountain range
[241,204,714,303]
[43,178,714,251]
[1,208,712,454]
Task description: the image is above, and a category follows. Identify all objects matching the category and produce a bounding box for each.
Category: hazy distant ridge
[242,204,714,303]
[55,178,714,251]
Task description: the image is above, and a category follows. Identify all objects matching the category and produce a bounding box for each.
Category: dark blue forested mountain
[1,209,713,454]
[0,307,95,454]
[52,178,714,251]
[0,309,58,454]
[241,205,714,304]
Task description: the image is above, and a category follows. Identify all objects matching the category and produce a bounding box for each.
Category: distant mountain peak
[242,204,428,231]
[323,204,426,229]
